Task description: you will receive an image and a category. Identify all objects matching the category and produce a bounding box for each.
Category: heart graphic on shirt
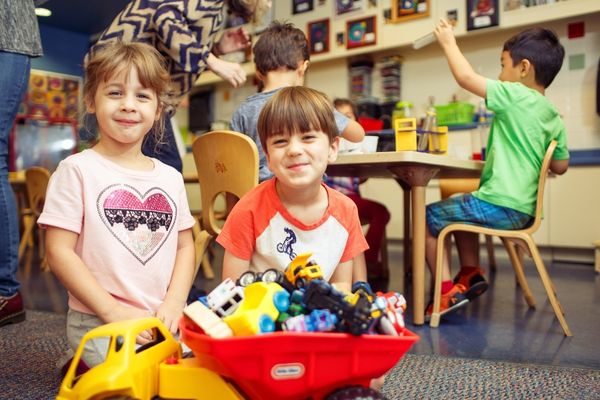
[97,185,177,265]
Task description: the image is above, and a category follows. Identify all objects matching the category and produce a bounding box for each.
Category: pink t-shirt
[217,178,369,280]
[38,149,196,314]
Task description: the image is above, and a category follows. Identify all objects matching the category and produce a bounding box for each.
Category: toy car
[376,292,407,335]
[206,278,244,317]
[284,252,324,288]
[302,280,372,335]
[223,281,290,336]
[183,301,233,338]
[282,309,338,332]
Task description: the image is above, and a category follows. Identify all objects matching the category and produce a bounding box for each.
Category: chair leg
[38,227,50,272]
[503,238,536,308]
[485,235,496,272]
[525,237,572,337]
[201,252,215,280]
[429,231,448,328]
[192,223,215,280]
[18,214,35,262]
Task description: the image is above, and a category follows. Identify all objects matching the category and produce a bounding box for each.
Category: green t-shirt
[473,80,569,216]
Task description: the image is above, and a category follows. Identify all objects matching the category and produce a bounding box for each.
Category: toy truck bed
[180,317,419,400]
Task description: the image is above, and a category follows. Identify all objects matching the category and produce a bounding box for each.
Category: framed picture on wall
[467,0,499,30]
[335,0,364,16]
[18,69,82,120]
[391,0,430,23]
[346,15,377,49]
[293,0,314,14]
[308,19,330,55]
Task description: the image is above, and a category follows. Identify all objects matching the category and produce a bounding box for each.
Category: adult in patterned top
[89,0,272,172]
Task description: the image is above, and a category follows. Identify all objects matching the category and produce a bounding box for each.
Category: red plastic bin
[180,316,419,400]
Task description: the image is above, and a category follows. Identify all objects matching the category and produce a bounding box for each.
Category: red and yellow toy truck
[57,315,418,399]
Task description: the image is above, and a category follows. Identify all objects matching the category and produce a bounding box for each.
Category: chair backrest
[24,166,51,217]
[526,140,557,233]
[191,130,259,236]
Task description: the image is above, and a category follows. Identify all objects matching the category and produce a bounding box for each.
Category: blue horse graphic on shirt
[277,227,297,260]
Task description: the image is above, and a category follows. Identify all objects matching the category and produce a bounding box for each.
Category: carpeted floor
[1,311,598,400]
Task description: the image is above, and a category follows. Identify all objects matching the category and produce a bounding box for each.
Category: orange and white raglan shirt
[217,178,369,280]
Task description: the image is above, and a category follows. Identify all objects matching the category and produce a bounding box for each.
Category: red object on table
[358,117,384,132]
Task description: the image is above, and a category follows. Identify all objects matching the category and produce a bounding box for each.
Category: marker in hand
[412,32,436,50]
[412,18,457,50]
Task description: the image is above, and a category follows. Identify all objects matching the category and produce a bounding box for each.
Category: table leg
[396,179,411,294]
[411,185,426,325]
[391,165,439,326]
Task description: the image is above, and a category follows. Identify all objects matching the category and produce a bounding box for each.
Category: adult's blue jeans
[0,51,30,297]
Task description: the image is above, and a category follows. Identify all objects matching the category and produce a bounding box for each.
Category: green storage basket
[435,102,475,126]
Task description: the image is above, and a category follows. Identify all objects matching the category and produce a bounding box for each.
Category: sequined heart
[98,185,176,265]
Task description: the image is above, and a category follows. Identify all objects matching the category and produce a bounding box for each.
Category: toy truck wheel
[237,271,257,287]
[258,314,276,333]
[325,385,387,400]
[273,290,290,312]
[296,277,307,289]
[261,268,280,284]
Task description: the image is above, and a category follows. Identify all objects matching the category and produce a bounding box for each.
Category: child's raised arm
[435,18,487,99]
[45,227,153,331]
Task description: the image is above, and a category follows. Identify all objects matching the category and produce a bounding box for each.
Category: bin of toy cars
[180,316,419,400]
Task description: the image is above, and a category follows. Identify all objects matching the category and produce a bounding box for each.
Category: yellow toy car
[284,252,324,288]
[223,281,290,336]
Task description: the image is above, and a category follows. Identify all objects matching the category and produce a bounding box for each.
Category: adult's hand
[215,27,251,55]
[207,53,247,87]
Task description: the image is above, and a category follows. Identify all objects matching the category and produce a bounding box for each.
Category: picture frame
[293,0,314,14]
[308,19,330,55]
[18,69,82,120]
[334,0,364,16]
[467,0,499,31]
[391,0,430,23]
[346,15,377,49]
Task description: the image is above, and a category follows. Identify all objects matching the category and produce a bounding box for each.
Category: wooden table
[327,151,483,325]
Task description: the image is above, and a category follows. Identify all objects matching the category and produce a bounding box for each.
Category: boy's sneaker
[453,267,488,301]
[0,291,25,327]
[425,284,469,321]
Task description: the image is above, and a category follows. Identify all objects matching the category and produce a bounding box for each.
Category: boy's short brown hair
[253,21,309,76]
[257,86,338,154]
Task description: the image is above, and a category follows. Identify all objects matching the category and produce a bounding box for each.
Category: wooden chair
[18,166,51,271]
[430,141,572,336]
[191,130,259,279]
[439,178,497,272]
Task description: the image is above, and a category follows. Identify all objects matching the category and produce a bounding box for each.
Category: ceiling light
[35,8,52,17]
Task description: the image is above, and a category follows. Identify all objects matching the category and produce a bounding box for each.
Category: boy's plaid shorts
[426,194,534,237]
